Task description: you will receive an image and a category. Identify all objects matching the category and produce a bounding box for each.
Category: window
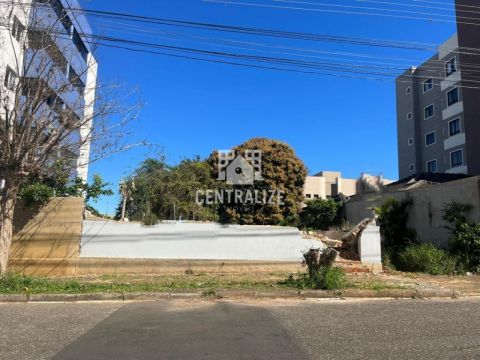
[409,164,415,172]
[406,87,411,95]
[28,31,68,75]
[447,88,459,106]
[12,17,25,43]
[306,194,311,199]
[38,0,89,61]
[408,137,414,146]
[427,160,438,173]
[449,118,461,137]
[423,78,433,93]
[424,104,434,119]
[407,112,412,120]
[68,66,85,97]
[72,29,89,62]
[425,132,436,146]
[4,66,17,91]
[446,57,457,77]
[38,0,73,34]
[451,150,463,168]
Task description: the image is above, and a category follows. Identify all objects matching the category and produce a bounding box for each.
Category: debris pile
[302,218,375,262]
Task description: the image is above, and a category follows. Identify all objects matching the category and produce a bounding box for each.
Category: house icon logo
[217,150,263,185]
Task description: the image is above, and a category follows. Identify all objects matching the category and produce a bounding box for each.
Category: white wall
[81,221,320,261]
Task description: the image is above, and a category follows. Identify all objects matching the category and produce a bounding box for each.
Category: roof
[387,173,471,188]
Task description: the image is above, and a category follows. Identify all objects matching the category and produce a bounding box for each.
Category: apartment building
[0,0,97,181]
[396,0,480,180]
[304,171,393,200]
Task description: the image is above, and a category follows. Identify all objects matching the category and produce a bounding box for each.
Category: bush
[376,198,417,251]
[143,213,158,226]
[396,244,457,275]
[281,266,347,290]
[18,182,54,205]
[450,223,480,273]
[301,198,343,230]
[442,202,480,273]
[317,266,347,290]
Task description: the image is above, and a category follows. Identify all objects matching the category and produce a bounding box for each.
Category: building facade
[396,1,480,180]
[0,0,97,181]
[304,171,393,200]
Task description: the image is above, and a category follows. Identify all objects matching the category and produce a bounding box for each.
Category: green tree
[118,157,216,222]
[208,138,307,225]
[301,198,343,230]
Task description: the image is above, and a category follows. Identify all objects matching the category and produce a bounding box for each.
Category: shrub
[143,212,158,226]
[317,266,347,290]
[376,198,417,251]
[397,244,457,275]
[442,202,480,273]
[281,266,347,290]
[449,223,480,273]
[301,198,343,230]
[442,202,473,232]
[18,182,54,205]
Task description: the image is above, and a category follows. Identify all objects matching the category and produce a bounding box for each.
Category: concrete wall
[345,177,480,247]
[81,221,318,262]
[9,197,84,275]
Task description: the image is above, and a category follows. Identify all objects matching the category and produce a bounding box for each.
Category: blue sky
[79,0,457,215]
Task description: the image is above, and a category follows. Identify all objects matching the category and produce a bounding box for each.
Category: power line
[204,0,480,26]
[3,0,480,91]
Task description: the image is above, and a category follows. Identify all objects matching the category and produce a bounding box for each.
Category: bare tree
[0,0,142,275]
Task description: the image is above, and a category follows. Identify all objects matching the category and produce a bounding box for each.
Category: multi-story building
[0,0,97,181]
[304,171,393,200]
[396,0,480,180]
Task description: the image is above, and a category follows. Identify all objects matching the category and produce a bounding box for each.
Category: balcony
[444,133,466,151]
[441,71,461,91]
[30,5,90,81]
[24,48,86,120]
[442,101,463,120]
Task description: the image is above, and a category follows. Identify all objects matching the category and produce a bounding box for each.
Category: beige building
[304,171,394,201]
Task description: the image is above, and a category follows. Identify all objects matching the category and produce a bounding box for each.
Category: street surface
[1,299,479,359]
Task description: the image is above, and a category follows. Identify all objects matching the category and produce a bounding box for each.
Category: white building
[0,0,97,181]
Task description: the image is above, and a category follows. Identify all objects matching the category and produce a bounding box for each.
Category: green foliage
[208,138,307,226]
[118,156,217,222]
[143,212,158,226]
[83,175,114,203]
[442,201,473,232]
[396,244,458,275]
[449,223,480,273]
[376,198,417,251]
[281,266,346,290]
[316,266,347,290]
[18,183,54,205]
[442,202,480,273]
[18,167,112,209]
[301,198,343,230]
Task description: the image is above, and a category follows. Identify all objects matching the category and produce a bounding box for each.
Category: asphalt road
[1,299,480,359]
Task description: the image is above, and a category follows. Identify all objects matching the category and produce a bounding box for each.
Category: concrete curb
[0,288,462,303]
